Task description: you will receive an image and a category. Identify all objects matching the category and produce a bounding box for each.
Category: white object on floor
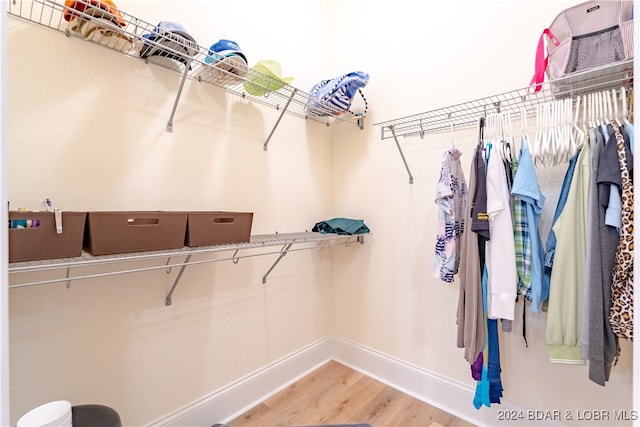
[17,400,72,427]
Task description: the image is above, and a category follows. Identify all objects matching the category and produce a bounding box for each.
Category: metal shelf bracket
[263,89,297,151]
[166,58,193,133]
[262,242,294,284]
[165,254,192,306]
[389,125,414,184]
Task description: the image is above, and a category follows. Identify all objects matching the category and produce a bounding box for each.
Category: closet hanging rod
[374,60,633,140]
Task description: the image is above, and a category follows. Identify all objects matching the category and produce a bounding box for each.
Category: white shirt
[485,148,517,320]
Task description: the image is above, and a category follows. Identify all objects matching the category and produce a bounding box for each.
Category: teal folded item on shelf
[312,218,370,235]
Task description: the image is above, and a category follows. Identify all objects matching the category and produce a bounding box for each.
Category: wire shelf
[8,232,368,305]
[7,0,364,131]
[8,232,364,277]
[374,60,634,140]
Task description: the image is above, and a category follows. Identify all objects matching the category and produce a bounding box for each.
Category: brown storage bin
[84,211,188,256]
[185,211,253,247]
[9,211,87,262]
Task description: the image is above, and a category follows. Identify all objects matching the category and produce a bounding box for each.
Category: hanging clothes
[511,138,547,313]
[542,149,580,312]
[457,144,486,364]
[471,146,490,240]
[487,317,504,404]
[434,147,468,283]
[608,121,634,341]
[546,139,591,364]
[585,125,620,386]
[485,143,517,321]
[472,263,503,409]
[625,122,634,154]
[473,267,491,410]
[599,123,633,231]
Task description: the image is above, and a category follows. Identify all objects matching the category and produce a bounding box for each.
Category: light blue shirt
[511,139,546,313]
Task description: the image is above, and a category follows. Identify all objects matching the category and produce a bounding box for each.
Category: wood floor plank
[270,362,366,426]
[384,395,461,426]
[233,362,362,427]
[306,373,388,425]
[350,383,410,426]
[228,361,474,427]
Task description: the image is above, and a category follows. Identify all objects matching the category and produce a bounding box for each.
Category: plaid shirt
[512,195,533,300]
[511,140,546,312]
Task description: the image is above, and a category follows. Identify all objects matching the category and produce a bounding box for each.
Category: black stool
[72,404,121,427]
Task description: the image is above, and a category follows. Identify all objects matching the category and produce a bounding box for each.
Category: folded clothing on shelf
[312,217,370,235]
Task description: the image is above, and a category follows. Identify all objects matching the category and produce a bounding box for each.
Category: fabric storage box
[8,211,87,262]
[84,211,188,256]
[185,211,253,247]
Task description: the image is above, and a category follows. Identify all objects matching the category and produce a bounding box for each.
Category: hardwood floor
[228,361,474,427]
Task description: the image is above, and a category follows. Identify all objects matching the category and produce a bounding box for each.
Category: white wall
[7,1,340,425]
[4,0,636,426]
[329,0,635,425]
[1,2,10,426]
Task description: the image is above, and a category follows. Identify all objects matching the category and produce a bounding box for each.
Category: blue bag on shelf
[306,71,369,118]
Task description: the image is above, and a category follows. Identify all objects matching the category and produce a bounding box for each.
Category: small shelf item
[8,211,87,263]
[8,232,368,306]
[195,39,248,87]
[374,60,633,183]
[7,0,365,143]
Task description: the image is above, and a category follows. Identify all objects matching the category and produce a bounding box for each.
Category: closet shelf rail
[8,232,368,306]
[7,0,364,147]
[374,60,633,184]
[374,60,634,140]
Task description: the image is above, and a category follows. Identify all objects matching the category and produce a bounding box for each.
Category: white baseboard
[150,335,566,427]
[148,337,334,427]
[329,336,565,427]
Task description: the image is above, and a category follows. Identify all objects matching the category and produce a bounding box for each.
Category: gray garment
[597,124,633,188]
[582,128,597,360]
[457,145,485,363]
[587,126,620,386]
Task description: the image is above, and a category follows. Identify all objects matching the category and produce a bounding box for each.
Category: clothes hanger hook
[450,122,456,148]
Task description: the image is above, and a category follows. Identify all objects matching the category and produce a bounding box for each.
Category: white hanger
[449,122,456,148]
[536,104,543,166]
[582,92,588,131]
[621,86,631,124]
[558,98,570,165]
[557,98,570,164]
[551,101,561,166]
[547,101,557,166]
[520,106,530,152]
[611,89,620,126]
[588,92,596,129]
[599,91,605,122]
[595,92,601,126]
[546,102,555,166]
[572,95,585,153]
[595,92,600,127]
[502,112,514,162]
[605,90,614,124]
[532,104,542,165]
